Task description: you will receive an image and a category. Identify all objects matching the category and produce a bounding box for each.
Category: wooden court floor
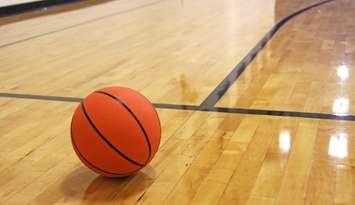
[0,0,355,204]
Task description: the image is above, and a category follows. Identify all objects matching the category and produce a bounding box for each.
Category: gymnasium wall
[0,0,46,7]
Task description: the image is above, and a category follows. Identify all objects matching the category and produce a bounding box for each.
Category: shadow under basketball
[60,166,97,198]
[82,166,156,203]
[60,165,157,203]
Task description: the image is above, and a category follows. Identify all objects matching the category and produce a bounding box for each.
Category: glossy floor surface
[0,0,355,204]
[218,0,355,115]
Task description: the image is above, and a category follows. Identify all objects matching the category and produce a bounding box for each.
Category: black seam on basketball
[70,117,137,176]
[123,89,161,159]
[71,108,142,175]
[72,138,141,176]
[80,102,145,167]
[94,91,152,164]
[72,138,125,176]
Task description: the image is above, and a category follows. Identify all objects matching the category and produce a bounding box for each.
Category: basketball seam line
[72,143,126,176]
[70,119,141,176]
[71,128,127,176]
[72,139,141,176]
[81,102,145,167]
[95,91,153,164]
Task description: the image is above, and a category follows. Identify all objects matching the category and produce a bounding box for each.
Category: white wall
[0,0,46,7]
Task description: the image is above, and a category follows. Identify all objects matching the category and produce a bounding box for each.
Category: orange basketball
[70,86,161,177]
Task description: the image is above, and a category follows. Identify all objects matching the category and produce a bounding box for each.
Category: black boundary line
[0,0,348,122]
[95,91,152,164]
[200,0,335,107]
[155,104,355,121]
[1,92,355,121]
[81,102,145,167]
[0,0,166,49]
[0,0,83,17]
[0,92,82,102]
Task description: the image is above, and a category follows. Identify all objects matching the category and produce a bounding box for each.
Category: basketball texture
[70,87,161,177]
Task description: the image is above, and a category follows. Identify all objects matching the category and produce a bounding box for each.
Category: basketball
[70,87,161,177]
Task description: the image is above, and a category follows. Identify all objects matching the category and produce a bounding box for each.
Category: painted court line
[1,92,354,121]
[200,0,335,107]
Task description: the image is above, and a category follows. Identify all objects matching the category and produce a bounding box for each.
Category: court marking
[1,92,354,121]
[0,0,167,48]
[200,0,335,107]
[0,92,82,102]
[0,0,345,122]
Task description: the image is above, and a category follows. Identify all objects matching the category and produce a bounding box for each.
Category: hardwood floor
[0,0,354,204]
[218,0,355,115]
[0,0,274,105]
